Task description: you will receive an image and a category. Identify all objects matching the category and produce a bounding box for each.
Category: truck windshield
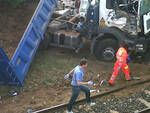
[80,0,88,8]
[140,0,150,15]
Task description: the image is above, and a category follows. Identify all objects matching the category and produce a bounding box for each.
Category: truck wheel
[94,39,118,61]
[38,32,50,50]
[144,52,150,65]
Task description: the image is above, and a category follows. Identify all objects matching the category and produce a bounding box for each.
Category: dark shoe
[109,82,114,86]
[126,78,133,81]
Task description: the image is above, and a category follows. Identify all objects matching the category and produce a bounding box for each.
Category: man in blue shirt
[64,58,95,113]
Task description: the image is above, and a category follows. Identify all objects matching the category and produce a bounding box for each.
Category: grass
[0,48,80,98]
[8,0,25,8]
[23,47,87,89]
[1,46,148,99]
[0,45,106,98]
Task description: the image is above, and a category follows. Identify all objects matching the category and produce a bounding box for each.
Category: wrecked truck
[41,0,150,63]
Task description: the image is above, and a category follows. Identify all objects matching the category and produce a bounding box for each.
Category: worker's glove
[64,74,70,79]
[127,56,131,64]
[88,81,94,85]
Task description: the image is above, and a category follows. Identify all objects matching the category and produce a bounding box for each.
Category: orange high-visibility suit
[109,47,131,84]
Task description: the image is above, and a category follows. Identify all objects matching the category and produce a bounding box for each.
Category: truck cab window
[106,0,114,9]
[140,0,150,15]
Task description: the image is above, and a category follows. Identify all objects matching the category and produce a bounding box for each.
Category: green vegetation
[8,0,25,8]
[26,49,77,87]
[0,47,92,99]
[0,47,149,100]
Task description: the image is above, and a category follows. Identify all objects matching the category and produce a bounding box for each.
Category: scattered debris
[90,90,97,93]
[32,96,35,100]
[55,9,71,15]
[132,77,141,80]
[26,108,33,113]
[10,90,18,96]
[97,74,100,77]
[100,79,106,86]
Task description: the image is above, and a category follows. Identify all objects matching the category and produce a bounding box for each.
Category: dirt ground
[0,1,39,59]
[0,47,150,113]
[0,1,150,113]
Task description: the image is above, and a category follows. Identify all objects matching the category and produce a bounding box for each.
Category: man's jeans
[67,85,91,111]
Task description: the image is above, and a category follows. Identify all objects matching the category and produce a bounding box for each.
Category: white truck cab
[99,0,150,35]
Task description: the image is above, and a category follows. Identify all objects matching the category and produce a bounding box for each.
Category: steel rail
[135,107,150,113]
[33,78,150,113]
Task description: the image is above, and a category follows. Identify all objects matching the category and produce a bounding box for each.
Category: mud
[0,47,150,113]
[0,1,39,59]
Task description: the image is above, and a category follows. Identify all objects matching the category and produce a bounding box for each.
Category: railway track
[31,79,150,113]
[136,108,150,113]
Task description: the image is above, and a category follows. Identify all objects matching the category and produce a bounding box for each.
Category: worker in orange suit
[109,42,132,86]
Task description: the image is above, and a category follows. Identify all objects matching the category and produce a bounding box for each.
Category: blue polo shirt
[71,65,84,86]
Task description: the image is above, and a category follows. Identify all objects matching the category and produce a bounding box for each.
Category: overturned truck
[42,0,150,63]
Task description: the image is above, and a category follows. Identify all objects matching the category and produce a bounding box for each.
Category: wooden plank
[110,110,120,113]
[138,98,150,107]
[144,90,150,96]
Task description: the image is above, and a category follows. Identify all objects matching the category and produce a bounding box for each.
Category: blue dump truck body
[0,0,57,87]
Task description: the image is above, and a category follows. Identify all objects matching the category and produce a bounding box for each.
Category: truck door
[140,0,150,35]
[99,0,113,26]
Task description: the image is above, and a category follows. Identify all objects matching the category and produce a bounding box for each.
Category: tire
[144,52,150,65]
[38,32,50,50]
[94,39,118,61]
